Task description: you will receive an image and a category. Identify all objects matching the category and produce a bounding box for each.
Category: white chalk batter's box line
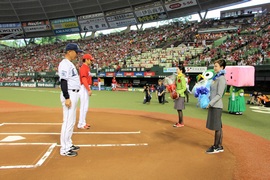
[0,122,148,169]
[0,123,141,135]
[0,132,141,135]
[0,143,56,169]
[0,142,148,169]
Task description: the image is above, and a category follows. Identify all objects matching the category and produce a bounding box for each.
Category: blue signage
[134,72,144,76]
[98,72,106,77]
[0,23,21,28]
[115,72,124,77]
[54,28,80,35]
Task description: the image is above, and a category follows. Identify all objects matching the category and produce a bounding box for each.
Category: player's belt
[69,89,80,92]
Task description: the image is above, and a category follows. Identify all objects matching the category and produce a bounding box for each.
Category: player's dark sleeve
[60,79,69,99]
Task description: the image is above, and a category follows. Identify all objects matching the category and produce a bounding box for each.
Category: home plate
[0,136,25,142]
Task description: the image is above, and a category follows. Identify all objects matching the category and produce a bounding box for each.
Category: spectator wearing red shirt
[78,54,94,129]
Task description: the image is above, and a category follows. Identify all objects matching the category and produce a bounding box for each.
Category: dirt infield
[0,100,269,180]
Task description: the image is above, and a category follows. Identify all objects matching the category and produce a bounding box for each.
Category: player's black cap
[65,43,83,53]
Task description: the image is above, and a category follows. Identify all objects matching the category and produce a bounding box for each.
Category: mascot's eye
[203,71,214,79]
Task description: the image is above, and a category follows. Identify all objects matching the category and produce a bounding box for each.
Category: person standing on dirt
[205,59,227,154]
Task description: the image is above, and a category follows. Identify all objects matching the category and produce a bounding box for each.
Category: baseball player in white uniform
[58,43,83,157]
[78,54,94,129]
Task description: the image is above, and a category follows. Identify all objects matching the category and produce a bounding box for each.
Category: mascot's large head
[193,69,216,91]
[201,69,215,81]
[225,66,254,87]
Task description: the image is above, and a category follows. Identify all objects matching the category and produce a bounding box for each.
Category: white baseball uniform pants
[60,90,79,155]
[98,82,101,91]
[78,85,89,128]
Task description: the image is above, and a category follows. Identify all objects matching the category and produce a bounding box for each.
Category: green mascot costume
[228,86,246,115]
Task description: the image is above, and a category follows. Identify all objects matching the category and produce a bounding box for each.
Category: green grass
[1,87,270,140]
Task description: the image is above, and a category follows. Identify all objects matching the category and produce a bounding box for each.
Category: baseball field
[0,87,269,180]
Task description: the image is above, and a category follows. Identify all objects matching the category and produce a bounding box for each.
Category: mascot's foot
[229,112,243,115]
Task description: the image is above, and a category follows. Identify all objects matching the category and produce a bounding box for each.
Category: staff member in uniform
[78,54,94,129]
[206,59,227,154]
[156,79,166,104]
[58,43,83,157]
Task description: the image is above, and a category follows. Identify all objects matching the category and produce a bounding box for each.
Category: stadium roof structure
[0,0,250,39]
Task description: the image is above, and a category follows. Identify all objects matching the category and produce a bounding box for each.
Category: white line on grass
[12,88,59,94]
[0,131,141,135]
[251,110,270,114]
[12,88,96,95]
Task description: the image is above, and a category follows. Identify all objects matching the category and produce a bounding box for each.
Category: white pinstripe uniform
[58,59,80,155]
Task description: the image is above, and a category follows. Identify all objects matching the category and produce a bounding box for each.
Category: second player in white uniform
[58,43,83,157]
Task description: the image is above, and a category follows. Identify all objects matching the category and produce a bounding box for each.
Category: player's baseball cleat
[70,145,80,151]
[173,123,184,127]
[78,125,90,129]
[61,150,78,157]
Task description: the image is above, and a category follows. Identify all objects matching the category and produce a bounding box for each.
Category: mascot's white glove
[240,93,244,96]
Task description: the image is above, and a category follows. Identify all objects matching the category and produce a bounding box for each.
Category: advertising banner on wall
[115,72,124,77]
[0,23,23,34]
[51,17,80,35]
[134,72,144,76]
[22,20,51,32]
[0,82,20,87]
[78,13,108,31]
[165,0,197,11]
[0,23,23,39]
[134,2,167,23]
[106,72,115,77]
[144,72,155,77]
[124,72,134,76]
[163,67,207,73]
[53,28,80,35]
[105,8,137,28]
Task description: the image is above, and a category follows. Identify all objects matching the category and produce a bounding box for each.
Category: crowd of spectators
[1,13,270,83]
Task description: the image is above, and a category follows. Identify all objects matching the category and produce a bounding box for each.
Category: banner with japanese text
[106,8,137,28]
[78,13,108,31]
[134,2,167,23]
[51,17,79,35]
[22,20,51,32]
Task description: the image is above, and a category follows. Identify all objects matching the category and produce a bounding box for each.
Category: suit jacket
[209,75,227,109]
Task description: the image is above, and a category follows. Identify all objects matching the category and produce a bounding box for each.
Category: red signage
[106,72,115,77]
[124,72,134,76]
[169,3,182,9]
[144,72,155,76]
